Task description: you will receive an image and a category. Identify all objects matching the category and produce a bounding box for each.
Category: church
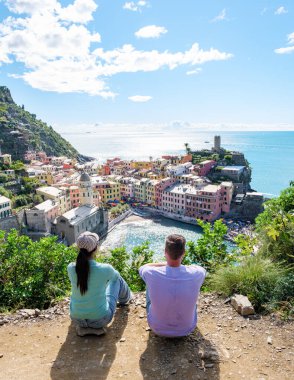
[55,172,108,245]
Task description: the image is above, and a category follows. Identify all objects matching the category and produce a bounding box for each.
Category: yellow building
[146,180,159,206]
[36,171,54,185]
[94,180,120,205]
[130,161,152,170]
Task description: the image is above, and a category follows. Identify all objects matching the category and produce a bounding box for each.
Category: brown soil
[0,294,293,380]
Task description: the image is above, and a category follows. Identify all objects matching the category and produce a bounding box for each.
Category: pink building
[185,182,233,222]
[194,160,216,176]
[155,177,177,208]
[161,183,187,215]
[185,184,222,222]
[69,186,80,208]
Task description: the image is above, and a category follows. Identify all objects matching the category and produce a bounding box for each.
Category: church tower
[79,172,93,206]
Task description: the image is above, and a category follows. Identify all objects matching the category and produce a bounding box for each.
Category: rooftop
[60,205,99,225]
[36,186,62,197]
[0,195,10,203]
[222,166,245,171]
[34,200,58,212]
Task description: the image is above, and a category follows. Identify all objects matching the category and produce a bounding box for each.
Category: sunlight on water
[60,127,294,196]
[100,217,203,260]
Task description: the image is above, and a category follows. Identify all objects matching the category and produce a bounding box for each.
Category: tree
[184,143,191,154]
[0,186,12,198]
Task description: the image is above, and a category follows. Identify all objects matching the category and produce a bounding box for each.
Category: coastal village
[0,135,263,245]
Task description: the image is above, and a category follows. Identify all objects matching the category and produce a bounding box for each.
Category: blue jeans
[73,275,131,328]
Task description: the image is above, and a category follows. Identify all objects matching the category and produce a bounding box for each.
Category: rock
[267,336,273,345]
[139,314,145,319]
[199,349,219,362]
[0,320,4,326]
[19,309,36,317]
[120,338,126,342]
[205,363,214,368]
[0,354,3,358]
[231,294,255,316]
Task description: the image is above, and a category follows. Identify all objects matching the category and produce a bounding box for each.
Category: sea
[58,126,294,254]
[59,126,294,197]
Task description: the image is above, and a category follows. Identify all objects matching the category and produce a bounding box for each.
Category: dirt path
[0,294,293,380]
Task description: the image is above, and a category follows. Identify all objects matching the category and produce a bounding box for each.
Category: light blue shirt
[67,260,119,320]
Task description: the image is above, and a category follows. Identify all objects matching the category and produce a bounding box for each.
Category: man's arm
[141,262,166,267]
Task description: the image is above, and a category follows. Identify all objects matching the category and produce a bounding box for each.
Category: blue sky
[0,0,294,130]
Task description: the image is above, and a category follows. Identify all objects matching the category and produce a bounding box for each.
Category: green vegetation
[0,230,77,311]
[210,183,294,317]
[1,184,293,318]
[0,229,153,311]
[183,219,234,272]
[109,204,130,218]
[0,86,81,161]
[210,256,288,312]
[100,242,154,292]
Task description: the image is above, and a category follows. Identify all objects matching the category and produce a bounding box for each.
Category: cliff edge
[0,293,293,380]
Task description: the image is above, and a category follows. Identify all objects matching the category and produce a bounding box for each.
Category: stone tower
[214,135,221,152]
[79,172,93,206]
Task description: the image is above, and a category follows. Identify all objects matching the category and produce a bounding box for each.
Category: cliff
[0,293,293,379]
[0,86,90,162]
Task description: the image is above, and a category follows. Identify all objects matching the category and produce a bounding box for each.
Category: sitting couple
[68,232,206,337]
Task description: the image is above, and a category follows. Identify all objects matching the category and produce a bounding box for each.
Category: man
[139,234,206,337]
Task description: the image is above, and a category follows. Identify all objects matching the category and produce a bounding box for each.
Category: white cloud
[128,95,152,102]
[275,6,288,15]
[123,1,148,12]
[58,0,98,24]
[135,25,167,39]
[4,0,60,14]
[186,68,202,75]
[92,43,233,76]
[275,32,294,54]
[0,1,233,97]
[211,9,227,23]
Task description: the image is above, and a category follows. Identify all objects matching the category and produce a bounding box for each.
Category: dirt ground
[0,293,293,380]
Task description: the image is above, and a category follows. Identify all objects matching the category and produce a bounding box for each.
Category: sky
[0,0,294,130]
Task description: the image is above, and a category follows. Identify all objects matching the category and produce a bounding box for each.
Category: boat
[204,141,210,143]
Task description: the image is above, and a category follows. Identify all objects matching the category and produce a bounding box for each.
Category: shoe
[76,326,106,337]
[118,291,134,306]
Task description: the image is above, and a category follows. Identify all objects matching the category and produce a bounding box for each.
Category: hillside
[0,86,89,162]
[0,293,293,380]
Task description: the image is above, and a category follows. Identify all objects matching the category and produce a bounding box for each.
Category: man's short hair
[165,234,186,260]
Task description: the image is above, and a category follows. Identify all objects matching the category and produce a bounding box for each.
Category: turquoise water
[100,216,203,259]
[61,127,294,196]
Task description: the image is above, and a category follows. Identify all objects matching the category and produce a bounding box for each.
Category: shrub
[183,219,232,273]
[209,255,287,311]
[99,242,154,292]
[266,272,294,318]
[0,230,77,311]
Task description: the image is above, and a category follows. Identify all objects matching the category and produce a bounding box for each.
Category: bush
[266,272,294,317]
[98,242,154,292]
[183,219,232,273]
[209,255,288,311]
[0,230,77,311]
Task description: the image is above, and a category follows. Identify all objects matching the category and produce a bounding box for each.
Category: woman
[67,231,131,336]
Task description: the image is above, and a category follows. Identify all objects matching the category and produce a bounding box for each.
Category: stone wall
[0,215,19,231]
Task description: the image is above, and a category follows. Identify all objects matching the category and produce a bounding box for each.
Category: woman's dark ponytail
[76,248,91,295]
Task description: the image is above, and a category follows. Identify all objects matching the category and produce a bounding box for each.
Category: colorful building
[194,160,216,176]
[0,196,12,219]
